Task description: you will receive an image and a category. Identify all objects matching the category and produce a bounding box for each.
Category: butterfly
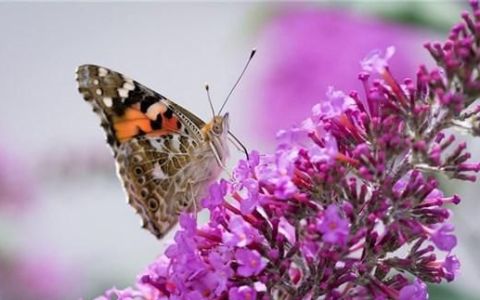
[75,64,233,239]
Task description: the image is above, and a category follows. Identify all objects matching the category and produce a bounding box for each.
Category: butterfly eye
[213,124,222,134]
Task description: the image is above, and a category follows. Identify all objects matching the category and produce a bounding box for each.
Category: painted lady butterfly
[76,64,233,239]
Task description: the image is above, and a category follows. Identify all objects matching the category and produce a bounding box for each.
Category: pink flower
[254,8,431,139]
[317,204,350,245]
[228,286,257,300]
[0,253,75,300]
[201,179,228,209]
[399,278,428,300]
[0,144,35,214]
[430,223,457,252]
[361,46,396,73]
[222,215,261,247]
[235,248,267,277]
[442,255,460,282]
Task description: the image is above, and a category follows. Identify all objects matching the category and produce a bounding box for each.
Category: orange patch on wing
[163,115,181,131]
[113,107,153,142]
[146,115,181,138]
[112,107,182,142]
[117,107,147,121]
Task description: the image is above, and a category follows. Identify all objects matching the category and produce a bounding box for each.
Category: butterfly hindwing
[76,64,220,238]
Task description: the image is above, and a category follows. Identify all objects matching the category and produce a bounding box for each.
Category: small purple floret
[317,205,350,245]
[399,278,428,300]
[235,248,267,277]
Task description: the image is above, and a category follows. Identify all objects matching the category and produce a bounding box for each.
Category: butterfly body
[76,65,229,238]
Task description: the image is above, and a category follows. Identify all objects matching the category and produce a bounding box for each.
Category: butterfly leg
[208,141,233,179]
[221,164,233,180]
[186,181,200,216]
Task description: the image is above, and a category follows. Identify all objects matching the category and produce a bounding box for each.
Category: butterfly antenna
[218,48,256,115]
[228,131,249,160]
[204,83,216,117]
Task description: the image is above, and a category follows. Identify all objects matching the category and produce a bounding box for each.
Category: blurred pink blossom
[0,253,75,300]
[254,8,434,139]
[0,144,35,214]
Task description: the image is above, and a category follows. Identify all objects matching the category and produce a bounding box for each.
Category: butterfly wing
[76,64,217,238]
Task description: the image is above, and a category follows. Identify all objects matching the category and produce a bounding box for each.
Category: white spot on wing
[98,67,108,77]
[103,97,113,107]
[93,79,99,85]
[148,139,164,151]
[118,88,129,98]
[146,102,164,120]
[96,88,102,95]
[152,164,166,180]
[171,135,181,152]
[123,80,135,91]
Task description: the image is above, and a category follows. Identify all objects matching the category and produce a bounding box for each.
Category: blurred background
[0,2,478,299]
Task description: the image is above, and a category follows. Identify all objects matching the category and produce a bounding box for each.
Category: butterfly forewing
[76,64,223,238]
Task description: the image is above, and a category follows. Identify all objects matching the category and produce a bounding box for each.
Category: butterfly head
[205,113,230,141]
[211,113,229,136]
[201,49,255,163]
[203,113,230,164]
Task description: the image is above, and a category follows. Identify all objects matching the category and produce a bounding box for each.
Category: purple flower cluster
[97,2,480,299]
